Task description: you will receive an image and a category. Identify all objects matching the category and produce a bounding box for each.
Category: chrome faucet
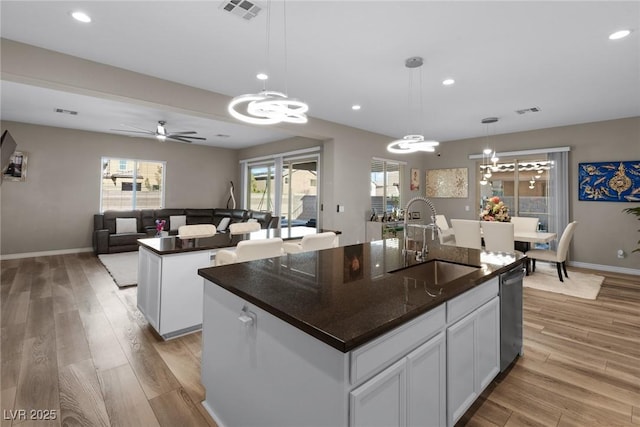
[403,196,441,260]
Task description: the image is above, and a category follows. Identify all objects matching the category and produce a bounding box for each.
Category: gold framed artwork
[410,168,420,191]
[425,167,468,198]
[3,151,27,182]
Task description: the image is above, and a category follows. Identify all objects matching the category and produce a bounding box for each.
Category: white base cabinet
[349,331,447,427]
[137,246,212,339]
[200,276,501,427]
[446,278,500,427]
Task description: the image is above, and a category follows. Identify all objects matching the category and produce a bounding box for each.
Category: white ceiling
[1,1,639,148]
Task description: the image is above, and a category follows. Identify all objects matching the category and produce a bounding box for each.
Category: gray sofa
[93,208,273,254]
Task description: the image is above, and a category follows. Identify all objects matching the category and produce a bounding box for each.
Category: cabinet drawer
[350,304,445,385]
[447,278,498,325]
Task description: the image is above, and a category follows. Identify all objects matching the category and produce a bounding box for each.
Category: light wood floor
[1,253,638,427]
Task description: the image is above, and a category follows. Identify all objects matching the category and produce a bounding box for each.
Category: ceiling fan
[111,120,206,143]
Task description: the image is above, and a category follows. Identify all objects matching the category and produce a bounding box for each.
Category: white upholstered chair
[228,221,261,235]
[177,224,216,239]
[527,221,578,282]
[450,219,482,250]
[282,232,338,254]
[435,214,455,245]
[215,238,284,266]
[510,216,539,234]
[482,221,515,252]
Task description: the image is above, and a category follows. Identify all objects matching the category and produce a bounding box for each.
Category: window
[101,157,165,211]
[371,158,404,217]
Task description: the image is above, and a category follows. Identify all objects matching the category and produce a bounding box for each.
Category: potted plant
[623,207,640,253]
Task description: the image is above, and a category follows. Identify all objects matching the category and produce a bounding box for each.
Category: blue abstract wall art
[578,161,640,202]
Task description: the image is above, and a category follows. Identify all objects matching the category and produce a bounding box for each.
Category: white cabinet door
[159,251,210,336]
[476,297,500,391]
[350,359,406,427]
[406,332,446,427]
[446,312,476,427]
[137,247,161,331]
[447,296,500,426]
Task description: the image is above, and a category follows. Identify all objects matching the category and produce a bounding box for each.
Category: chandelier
[228,0,308,125]
[387,57,439,154]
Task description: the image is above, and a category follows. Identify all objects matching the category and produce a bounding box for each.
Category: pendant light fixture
[228,0,308,125]
[387,57,439,154]
[481,117,499,171]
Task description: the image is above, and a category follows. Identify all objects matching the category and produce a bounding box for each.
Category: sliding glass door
[247,162,276,213]
[281,159,318,228]
[242,148,321,230]
[479,155,552,230]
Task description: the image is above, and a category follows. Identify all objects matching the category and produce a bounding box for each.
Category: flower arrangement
[155,219,166,234]
[481,196,511,222]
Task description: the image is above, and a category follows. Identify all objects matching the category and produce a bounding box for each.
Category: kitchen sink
[389,260,479,285]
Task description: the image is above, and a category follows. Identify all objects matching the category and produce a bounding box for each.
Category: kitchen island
[137,226,337,339]
[198,239,526,427]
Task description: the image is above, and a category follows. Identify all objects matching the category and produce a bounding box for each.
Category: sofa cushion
[103,210,141,234]
[185,209,215,225]
[212,209,248,227]
[249,211,273,229]
[116,217,138,234]
[110,232,147,247]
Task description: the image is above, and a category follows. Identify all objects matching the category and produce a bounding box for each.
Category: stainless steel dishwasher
[499,264,525,371]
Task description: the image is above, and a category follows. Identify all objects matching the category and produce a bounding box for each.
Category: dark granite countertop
[138,226,338,255]
[198,239,526,353]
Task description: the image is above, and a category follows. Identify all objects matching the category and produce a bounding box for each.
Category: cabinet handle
[239,306,257,327]
[238,314,254,326]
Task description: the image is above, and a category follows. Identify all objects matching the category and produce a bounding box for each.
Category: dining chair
[177,224,217,239]
[282,231,339,254]
[526,221,578,282]
[510,216,539,234]
[435,214,455,245]
[215,237,284,266]
[450,219,482,250]
[228,221,261,235]
[481,221,515,252]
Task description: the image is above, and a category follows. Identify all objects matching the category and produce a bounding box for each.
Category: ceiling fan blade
[167,131,197,135]
[117,123,155,133]
[111,129,155,135]
[167,134,206,140]
[169,136,193,143]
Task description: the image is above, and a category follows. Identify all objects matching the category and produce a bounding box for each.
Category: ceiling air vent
[515,106,541,115]
[220,0,262,20]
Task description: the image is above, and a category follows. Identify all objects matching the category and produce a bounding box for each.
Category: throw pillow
[116,217,137,234]
[217,217,231,232]
[170,215,187,231]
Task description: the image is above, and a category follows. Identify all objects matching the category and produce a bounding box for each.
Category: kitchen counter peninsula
[198,239,526,427]
[136,226,337,339]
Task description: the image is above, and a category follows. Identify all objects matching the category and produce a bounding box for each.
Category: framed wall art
[2,151,27,182]
[425,167,468,198]
[410,168,420,191]
[578,161,640,202]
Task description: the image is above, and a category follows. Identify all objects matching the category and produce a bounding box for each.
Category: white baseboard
[569,261,640,277]
[0,247,94,260]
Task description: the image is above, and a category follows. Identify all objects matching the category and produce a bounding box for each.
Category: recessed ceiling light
[71,11,92,23]
[609,29,631,40]
[442,78,455,86]
[256,73,268,80]
[352,105,361,111]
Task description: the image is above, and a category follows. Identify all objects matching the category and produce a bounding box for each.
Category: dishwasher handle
[502,267,525,286]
